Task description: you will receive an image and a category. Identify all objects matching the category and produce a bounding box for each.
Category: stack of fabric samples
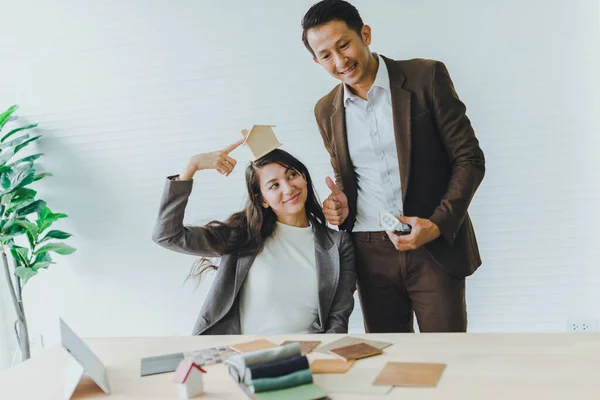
[226,342,327,400]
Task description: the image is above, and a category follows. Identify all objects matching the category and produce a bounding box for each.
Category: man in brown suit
[301,0,485,333]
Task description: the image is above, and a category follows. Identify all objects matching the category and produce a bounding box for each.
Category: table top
[1,333,600,399]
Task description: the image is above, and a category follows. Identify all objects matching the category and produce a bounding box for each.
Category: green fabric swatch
[254,383,327,400]
[227,342,301,384]
[253,368,313,393]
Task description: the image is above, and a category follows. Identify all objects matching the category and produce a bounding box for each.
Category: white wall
[1,0,598,368]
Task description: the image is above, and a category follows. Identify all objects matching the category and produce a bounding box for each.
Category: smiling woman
[151,142,357,336]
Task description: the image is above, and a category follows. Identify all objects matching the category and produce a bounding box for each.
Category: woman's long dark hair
[188,149,326,280]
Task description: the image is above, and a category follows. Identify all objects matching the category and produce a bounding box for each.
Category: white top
[343,53,404,232]
[238,222,319,334]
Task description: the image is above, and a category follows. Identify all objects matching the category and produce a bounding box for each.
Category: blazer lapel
[232,254,256,305]
[383,56,412,204]
[200,253,255,332]
[312,226,339,330]
[330,86,358,213]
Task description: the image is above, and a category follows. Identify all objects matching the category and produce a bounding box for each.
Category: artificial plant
[0,105,75,361]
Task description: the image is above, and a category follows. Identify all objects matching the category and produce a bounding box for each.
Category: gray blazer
[152,178,357,335]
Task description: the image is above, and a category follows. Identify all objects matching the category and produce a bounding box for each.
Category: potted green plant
[0,105,75,362]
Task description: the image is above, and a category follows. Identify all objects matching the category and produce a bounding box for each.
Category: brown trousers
[352,231,467,333]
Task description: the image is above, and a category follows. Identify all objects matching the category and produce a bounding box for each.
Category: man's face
[307,20,374,88]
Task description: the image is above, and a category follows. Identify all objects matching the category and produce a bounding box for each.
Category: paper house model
[173,359,207,399]
[241,125,282,161]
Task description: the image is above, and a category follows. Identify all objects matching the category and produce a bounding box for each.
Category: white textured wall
[1,0,599,368]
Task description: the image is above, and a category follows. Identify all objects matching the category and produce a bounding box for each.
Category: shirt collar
[343,53,390,107]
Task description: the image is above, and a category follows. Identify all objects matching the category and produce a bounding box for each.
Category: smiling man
[302,0,486,333]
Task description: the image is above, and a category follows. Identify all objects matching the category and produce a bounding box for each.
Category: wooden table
[1,333,599,399]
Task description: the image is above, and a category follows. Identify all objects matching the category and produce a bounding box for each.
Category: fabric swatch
[310,359,355,374]
[313,367,392,395]
[314,336,392,355]
[328,342,383,361]
[141,345,238,376]
[249,355,309,380]
[227,342,301,384]
[229,338,278,354]
[183,346,235,366]
[253,369,313,393]
[373,362,446,387]
[140,352,183,376]
[280,340,321,355]
[254,383,327,400]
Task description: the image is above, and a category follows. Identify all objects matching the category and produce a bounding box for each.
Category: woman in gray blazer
[152,139,357,335]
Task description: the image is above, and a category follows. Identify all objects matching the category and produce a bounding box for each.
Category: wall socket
[566,320,598,332]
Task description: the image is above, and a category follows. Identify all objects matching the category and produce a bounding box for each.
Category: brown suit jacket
[314,56,485,278]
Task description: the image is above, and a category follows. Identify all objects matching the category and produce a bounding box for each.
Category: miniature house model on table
[241,125,282,161]
[173,359,207,399]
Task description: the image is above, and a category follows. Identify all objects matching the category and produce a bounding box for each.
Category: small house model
[241,125,282,161]
[173,359,207,399]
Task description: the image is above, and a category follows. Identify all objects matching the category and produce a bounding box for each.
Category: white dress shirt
[344,53,404,232]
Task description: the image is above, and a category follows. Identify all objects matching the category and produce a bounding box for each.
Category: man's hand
[322,176,349,226]
[386,216,441,251]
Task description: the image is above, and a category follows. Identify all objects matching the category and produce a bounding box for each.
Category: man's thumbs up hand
[323,176,350,226]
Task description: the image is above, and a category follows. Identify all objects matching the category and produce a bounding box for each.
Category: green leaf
[40,229,71,242]
[1,216,31,238]
[36,206,67,233]
[0,216,9,231]
[5,198,34,215]
[16,171,36,190]
[10,188,36,203]
[4,188,37,213]
[37,220,51,233]
[6,153,43,168]
[13,219,38,235]
[10,246,29,267]
[14,135,41,154]
[12,245,29,259]
[0,105,18,131]
[1,170,11,189]
[14,266,37,285]
[31,261,51,270]
[34,242,76,255]
[26,230,36,249]
[1,124,38,143]
[0,233,20,242]
[5,162,35,191]
[1,191,14,205]
[2,221,26,236]
[16,199,46,216]
[38,205,51,220]
[1,133,30,150]
[0,148,15,167]
[33,251,53,265]
[33,172,52,182]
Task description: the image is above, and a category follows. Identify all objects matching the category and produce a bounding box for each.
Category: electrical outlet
[566,320,598,332]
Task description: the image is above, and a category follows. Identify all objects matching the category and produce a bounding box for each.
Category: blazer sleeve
[325,231,357,333]
[314,107,356,232]
[151,176,231,257]
[428,61,486,245]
